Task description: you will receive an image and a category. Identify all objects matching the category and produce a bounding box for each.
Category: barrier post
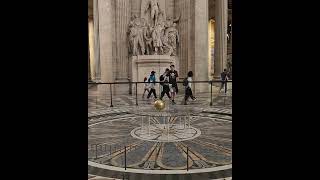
[110,84,114,107]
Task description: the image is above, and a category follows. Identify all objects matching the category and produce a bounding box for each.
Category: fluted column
[93,0,101,81]
[176,0,191,78]
[97,0,114,94]
[88,18,96,80]
[214,0,228,79]
[193,0,209,93]
[115,0,130,80]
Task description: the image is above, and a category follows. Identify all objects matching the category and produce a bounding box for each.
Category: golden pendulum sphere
[154,100,165,111]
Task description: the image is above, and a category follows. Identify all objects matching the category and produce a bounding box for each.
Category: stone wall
[93,0,220,94]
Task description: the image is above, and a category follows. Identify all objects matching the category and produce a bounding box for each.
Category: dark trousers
[219,81,227,93]
[147,88,157,98]
[184,87,195,101]
[160,85,171,99]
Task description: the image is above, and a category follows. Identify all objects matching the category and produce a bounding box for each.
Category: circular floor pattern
[130,124,201,142]
[88,106,232,179]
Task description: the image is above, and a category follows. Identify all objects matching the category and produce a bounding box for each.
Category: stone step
[88,165,232,180]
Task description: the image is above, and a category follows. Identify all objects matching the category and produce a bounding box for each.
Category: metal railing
[88,80,232,107]
[89,143,192,171]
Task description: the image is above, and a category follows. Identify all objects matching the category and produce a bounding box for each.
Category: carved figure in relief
[128,15,139,55]
[137,24,145,55]
[128,8,180,56]
[165,13,181,28]
[144,23,154,55]
[165,23,179,56]
[129,26,139,56]
[144,0,161,26]
[152,22,164,55]
[162,32,173,56]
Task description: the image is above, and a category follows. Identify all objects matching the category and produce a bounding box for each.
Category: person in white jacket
[184,71,196,105]
[142,77,150,98]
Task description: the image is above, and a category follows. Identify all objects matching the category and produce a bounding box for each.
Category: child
[142,77,150,98]
[147,71,157,99]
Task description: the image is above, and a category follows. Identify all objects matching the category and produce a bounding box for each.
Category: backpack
[159,75,164,85]
[183,77,188,86]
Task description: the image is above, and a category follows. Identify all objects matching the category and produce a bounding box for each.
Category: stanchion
[135,82,138,106]
[225,80,228,94]
[187,146,189,171]
[95,96,98,109]
[210,81,213,106]
[95,144,98,159]
[124,146,127,170]
[110,145,112,155]
[110,84,114,107]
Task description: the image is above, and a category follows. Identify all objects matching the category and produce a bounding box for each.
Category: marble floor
[88,87,232,180]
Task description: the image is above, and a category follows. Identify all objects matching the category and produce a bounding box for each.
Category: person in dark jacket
[168,65,178,104]
[160,68,172,101]
[218,69,230,93]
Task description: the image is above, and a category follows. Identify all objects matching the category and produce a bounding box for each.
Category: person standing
[142,77,150,98]
[147,71,157,99]
[168,65,178,104]
[218,69,230,93]
[160,69,172,100]
[184,71,196,105]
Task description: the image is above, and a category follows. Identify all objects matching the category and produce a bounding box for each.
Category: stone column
[193,0,209,93]
[213,0,228,79]
[88,17,96,80]
[97,0,114,93]
[93,0,101,81]
[115,0,130,80]
[176,0,192,78]
[88,43,91,81]
[115,0,131,94]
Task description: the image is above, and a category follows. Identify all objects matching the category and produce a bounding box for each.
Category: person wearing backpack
[160,68,172,101]
[218,69,230,93]
[183,71,196,105]
[147,71,157,99]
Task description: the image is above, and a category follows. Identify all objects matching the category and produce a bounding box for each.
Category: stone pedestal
[114,79,131,95]
[130,55,176,94]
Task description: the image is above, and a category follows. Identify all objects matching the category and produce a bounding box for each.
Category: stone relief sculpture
[144,0,161,26]
[128,22,139,56]
[128,15,148,55]
[128,4,180,56]
[165,14,181,28]
[162,32,173,56]
[152,22,164,55]
[144,24,154,55]
[165,23,179,56]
